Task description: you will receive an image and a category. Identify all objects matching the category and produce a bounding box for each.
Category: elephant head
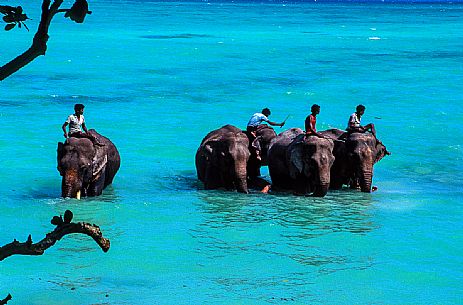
[346,133,389,192]
[252,125,277,165]
[57,137,107,198]
[196,125,250,193]
[288,135,335,197]
[246,124,277,179]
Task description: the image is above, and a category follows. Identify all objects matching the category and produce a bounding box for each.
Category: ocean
[1,1,462,304]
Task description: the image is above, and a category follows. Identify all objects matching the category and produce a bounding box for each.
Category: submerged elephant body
[268,128,335,197]
[321,128,389,192]
[196,125,250,193]
[57,130,120,198]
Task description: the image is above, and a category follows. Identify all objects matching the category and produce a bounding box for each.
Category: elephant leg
[349,177,360,189]
[293,175,309,196]
[88,171,106,196]
[247,158,261,179]
[330,182,342,190]
[204,166,222,189]
[248,177,271,193]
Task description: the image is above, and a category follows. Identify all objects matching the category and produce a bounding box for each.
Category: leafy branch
[0,0,92,80]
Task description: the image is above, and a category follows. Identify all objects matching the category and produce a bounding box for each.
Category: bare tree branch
[0,211,110,261]
[0,294,12,305]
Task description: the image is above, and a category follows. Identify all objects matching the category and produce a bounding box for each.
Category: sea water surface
[1,1,462,304]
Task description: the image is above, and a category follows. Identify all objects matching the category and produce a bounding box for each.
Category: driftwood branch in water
[0,294,12,305]
[0,210,110,261]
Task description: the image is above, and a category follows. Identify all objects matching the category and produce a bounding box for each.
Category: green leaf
[5,23,15,31]
[3,15,14,23]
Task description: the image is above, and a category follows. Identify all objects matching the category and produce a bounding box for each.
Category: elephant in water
[321,128,389,192]
[245,124,277,179]
[196,125,250,193]
[268,128,335,197]
[57,129,120,198]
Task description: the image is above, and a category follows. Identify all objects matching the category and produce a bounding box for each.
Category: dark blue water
[1,1,462,304]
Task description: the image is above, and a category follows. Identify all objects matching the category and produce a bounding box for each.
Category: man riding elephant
[62,103,104,146]
[246,108,285,161]
[57,130,120,199]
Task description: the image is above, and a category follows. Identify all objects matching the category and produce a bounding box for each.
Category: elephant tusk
[76,190,81,200]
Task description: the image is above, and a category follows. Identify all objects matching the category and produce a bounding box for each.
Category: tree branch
[0,0,63,80]
[0,294,12,305]
[0,211,110,261]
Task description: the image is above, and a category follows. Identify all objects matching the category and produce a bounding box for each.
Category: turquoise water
[1,1,463,304]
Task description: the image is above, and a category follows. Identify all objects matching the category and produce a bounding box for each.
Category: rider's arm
[62,122,68,138]
[268,120,284,127]
[82,122,89,133]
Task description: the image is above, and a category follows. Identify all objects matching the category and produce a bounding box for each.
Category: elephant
[319,128,349,190]
[245,124,277,179]
[195,125,250,193]
[320,128,389,192]
[57,129,120,198]
[268,128,335,197]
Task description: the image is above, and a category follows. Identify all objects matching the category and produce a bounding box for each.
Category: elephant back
[269,128,303,151]
[200,124,243,145]
[88,129,121,187]
[320,128,345,141]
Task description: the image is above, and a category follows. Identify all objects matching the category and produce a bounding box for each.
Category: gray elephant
[268,128,335,197]
[320,129,389,192]
[245,124,277,179]
[57,129,121,198]
[196,125,250,193]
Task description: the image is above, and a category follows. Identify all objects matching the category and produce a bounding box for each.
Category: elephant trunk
[312,182,330,197]
[61,169,82,198]
[359,168,373,193]
[310,160,331,197]
[352,151,373,193]
[234,162,248,194]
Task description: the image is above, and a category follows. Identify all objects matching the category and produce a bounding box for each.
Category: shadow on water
[167,173,377,238]
[47,94,133,105]
[46,274,101,291]
[6,73,77,82]
[189,188,378,302]
[194,188,377,236]
[25,184,119,203]
[155,171,203,192]
[140,33,215,39]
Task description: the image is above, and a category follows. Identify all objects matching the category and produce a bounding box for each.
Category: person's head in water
[74,104,85,116]
[262,108,271,117]
[311,104,320,115]
[356,104,366,116]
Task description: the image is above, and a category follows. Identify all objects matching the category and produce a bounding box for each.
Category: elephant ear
[289,143,304,179]
[374,142,388,163]
[57,142,64,175]
[92,146,107,180]
[204,143,213,160]
[204,141,219,161]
